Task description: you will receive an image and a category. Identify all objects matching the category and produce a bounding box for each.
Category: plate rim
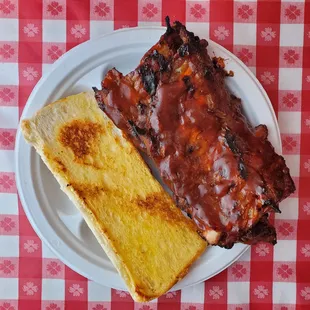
[15,26,281,291]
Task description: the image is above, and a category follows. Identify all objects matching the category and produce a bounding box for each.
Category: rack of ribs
[94,17,295,248]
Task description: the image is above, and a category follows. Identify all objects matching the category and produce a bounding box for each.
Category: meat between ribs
[94,18,295,248]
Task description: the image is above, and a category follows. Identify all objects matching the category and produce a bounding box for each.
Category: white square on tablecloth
[0,107,19,129]
[279,68,302,91]
[227,282,250,304]
[283,155,300,177]
[0,151,15,172]
[280,24,304,47]
[0,236,19,256]
[88,281,111,301]
[90,21,114,39]
[277,198,299,220]
[0,63,19,85]
[186,22,210,40]
[42,242,58,259]
[42,279,65,300]
[234,23,256,46]
[0,278,18,299]
[278,112,301,134]
[42,20,66,42]
[42,64,53,76]
[0,19,18,41]
[181,282,205,303]
[273,282,296,304]
[274,240,297,261]
[0,193,18,215]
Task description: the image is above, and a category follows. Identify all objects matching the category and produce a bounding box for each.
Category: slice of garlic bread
[21,92,206,302]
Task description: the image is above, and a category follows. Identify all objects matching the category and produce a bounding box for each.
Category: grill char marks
[94,18,295,248]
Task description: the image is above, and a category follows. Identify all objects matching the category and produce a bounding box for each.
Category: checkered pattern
[0,0,309,309]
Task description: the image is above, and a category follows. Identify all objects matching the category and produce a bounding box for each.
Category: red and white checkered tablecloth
[0,0,309,309]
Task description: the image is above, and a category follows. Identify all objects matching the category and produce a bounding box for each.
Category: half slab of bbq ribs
[94,18,295,248]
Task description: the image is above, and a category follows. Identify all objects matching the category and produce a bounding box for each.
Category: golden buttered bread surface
[21,92,206,302]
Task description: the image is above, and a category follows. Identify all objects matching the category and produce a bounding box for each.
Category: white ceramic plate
[15,27,281,291]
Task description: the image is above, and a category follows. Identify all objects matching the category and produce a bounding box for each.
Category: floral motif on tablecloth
[47,1,63,16]
[261,27,276,42]
[277,264,294,279]
[214,26,230,41]
[69,284,84,297]
[0,259,15,274]
[142,3,159,19]
[0,217,15,232]
[0,0,15,15]
[209,286,224,300]
[301,244,310,258]
[253,285,268,299]
[23,24,39,38]
[300,287,310,301]
[255,243,270,257]
[70,24,86,39]
[0,302,15,310]
[23,240,39,253]
[23,282,38,296]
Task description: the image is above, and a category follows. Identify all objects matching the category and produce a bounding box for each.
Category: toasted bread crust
[21,92,206,302]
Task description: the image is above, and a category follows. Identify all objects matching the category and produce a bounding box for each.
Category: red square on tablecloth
[300,155,310,177]
[299,198,310,220]
[65,280,88,301]
[210,23,233,46]
[304,24,310,47]
[296,283,310,305]
[256,67,278,90]
[256,24,280,46]
[257,1,281,24]
[66,20,90,43]
[18,257,42,279]
[209,0,233,23]
[297,240,310,261]
[302,69,310,90]
[19,278,41,300]
[250,282,272,304]
[19,42,42,63]
[256,46,279,68]
[250,261,273,282]
[19,20,42,42]
[19,236,42,257]
[42,301,65,310]
[251,243,273,261]
[204,282,227,304]
[303,47,310,68]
